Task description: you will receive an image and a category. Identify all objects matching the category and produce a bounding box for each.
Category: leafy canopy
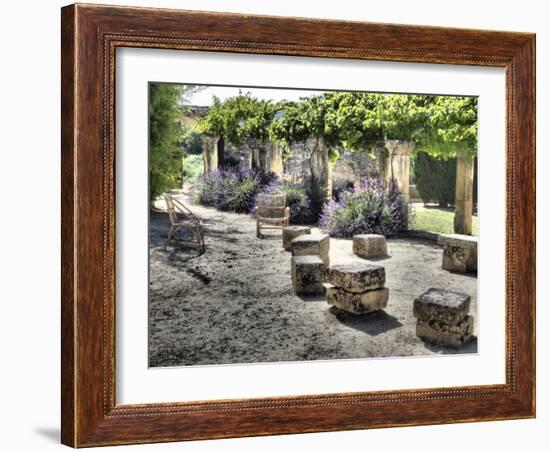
[196,91,279,146]
[197,91,478,160]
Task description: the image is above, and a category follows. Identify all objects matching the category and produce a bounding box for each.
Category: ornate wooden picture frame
[61,3,535,447]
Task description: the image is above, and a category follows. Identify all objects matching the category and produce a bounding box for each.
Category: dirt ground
[149,194,478,367]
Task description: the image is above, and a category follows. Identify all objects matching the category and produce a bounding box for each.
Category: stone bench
[353,234,387,258]
[291,234,330,267]
[437,233,478,273]
[325,263,385,293]
[325,263,388,315]
[324,283,389,314]
[282,226,311,251]
[291,255,325,295]
[413,288,474,349]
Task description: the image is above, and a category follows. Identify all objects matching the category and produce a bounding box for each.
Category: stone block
[413,288,471,325]
[291,255,325,295]
[438,233,478,272]
[353,234,388,258]
[291,234,330,266]
[325,263,385,293]
[416,315,474,349]
[325,283,389,314]
[282,226,311,251]
[437,233,478,249]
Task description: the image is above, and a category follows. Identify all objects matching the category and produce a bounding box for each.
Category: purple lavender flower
[320,177,406,238]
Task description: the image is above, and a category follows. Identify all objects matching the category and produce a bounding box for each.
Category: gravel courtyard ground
[149,194,478,367]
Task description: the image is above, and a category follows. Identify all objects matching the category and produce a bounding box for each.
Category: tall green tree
[149,83,185,199]
[149,84,205,199]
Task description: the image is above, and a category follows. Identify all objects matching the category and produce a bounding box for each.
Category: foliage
[415,96,478,160]
[268,92,477,161]
[196,92,279,146]
[196,91,478,165]
[181,154,203,183]
[411,207,478,236]
[320,179,405,238]
[332,179,355,201]
[414,152,457,207]
[149,83,185,199]
[192,167,278,213]
[181,128,202,155]
[149,83,205,199]
[268,96,340,153]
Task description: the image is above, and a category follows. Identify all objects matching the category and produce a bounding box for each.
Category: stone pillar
[200,135,219,173]
[307,136,332,215]
[454,155,474,235]
[378,140,414,227]
[249,139,262,169]
[265,141,284,175]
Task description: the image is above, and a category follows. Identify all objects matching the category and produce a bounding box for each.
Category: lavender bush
[193,167,278,213]
[319,178,405,238]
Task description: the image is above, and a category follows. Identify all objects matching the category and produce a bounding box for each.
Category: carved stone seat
[282,226,311,251]
[291,234,330,266]
[413,288,474,349]
[438,233,478,273]
[291,255,325,295]
[352,234,388,258]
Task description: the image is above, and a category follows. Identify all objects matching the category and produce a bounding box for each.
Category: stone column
[307,136,332,215]
[378,140,415,227]
[200,135,219,173]
[265,141,284,175]
[249,139,261,169]
[454,154,474,235]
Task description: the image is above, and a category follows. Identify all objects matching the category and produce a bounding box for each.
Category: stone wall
[281,142,380,186]
[208,137,392,189]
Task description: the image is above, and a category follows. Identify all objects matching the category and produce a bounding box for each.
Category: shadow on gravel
[298,293,327,303]
[421,335,478,355]
[330,308,403,336]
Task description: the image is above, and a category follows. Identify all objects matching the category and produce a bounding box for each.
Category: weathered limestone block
[325,283,389,314]
[291,255,326,295]
[353,234,388,258]
[413,288,471,325]
[325,263,385,293]
[282,226,311,251]
[291,234,330,266]
[438,233,478,273]
[416,315,474,349]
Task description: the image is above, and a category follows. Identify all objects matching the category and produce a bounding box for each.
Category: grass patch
[411,207,478,236]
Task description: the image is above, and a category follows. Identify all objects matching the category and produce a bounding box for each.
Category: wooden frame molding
[61,3,536,447]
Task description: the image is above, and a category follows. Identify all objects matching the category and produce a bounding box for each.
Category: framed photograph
[61,3,535,447]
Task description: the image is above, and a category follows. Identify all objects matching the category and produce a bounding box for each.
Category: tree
[149,83,205,199]
[149,83,185,200]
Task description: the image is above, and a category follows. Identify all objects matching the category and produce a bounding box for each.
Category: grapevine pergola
[196,91,478,233]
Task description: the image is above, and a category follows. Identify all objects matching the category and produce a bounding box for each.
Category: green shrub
[181,154,203,183]
[320,179,405,238]
[193,167,278,213]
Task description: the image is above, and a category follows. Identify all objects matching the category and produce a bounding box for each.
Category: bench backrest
[257,194,286,218]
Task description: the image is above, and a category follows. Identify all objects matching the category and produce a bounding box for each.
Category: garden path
[149,194,478,367]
